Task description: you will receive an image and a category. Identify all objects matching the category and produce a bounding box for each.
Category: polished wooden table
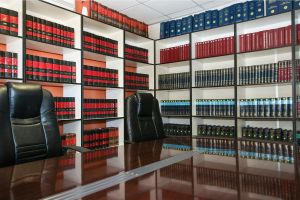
[0,137,298,200]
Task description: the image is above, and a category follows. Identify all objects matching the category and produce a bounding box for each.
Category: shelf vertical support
[22,0,26,83]
[154,40,156,98]
[189,32,192,147]
[80,15,84,147]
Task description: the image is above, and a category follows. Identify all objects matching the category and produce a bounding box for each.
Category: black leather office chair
[0,82,89,168]
[125,93,165,143]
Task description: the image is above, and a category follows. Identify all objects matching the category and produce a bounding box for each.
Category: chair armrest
[63,145,90,154]
[124,140,136,144]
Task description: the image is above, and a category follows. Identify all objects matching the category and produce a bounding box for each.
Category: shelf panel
[26,39,80,55]
[26,0,80,22]
[192,86,234,90]
[0,78,23,83]
[125,31,153,44]
[192,54,234,64]
[84,117,124,121]
[192,24,234,38]
[238,117,292,121]
[125,59,153,67]
[83,86,123,91]
[157,88,189,92]
[237,46,291,59]
[193,136,235,140]
[83,16,123,35]
[162,115,190,118]
[237,82,292,88]
[238,138,293,145]
[125,88,153,92]
[0,33,22,44]
[83,50,122,62]
[156,33,189,45]
[193,161,237,172]
[156,60,189,67]
[58,119,81,122]
[239,167,294,181]
[193,115,235,119]
[26,80,81,87]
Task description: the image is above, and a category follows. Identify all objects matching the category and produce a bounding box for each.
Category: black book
[39,57,46,81]
[258,98,264,117]
[264,98,270,117]
[9,10,18,36]
[26,54,33,80]
[46,58,53,82]
[53,59,60,82]
[41,19,46,43]
[71,62,76,83]
[32,17,37,40]
[287,97,292,117]
[269,128,275,140]
[32,55,39,80]
[57,24,61,46]
[36,18,41,41]
[26,14,33,39]
[281,97,287,117]
[263,128,270,140]
[275,97,282,117]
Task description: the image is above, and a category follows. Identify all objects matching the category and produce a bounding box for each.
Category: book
[193,14,199,32]
[235,3,243,22]
[175,19,181,36]
[279,1,292,13]
[295,0,300,9]
[211,10,218,28]
[186,15,193,32]
[256,0,264,18]
[164,21,170,38]
[9,10,18,36]
[199,12,205,30]
[219,9,224,26]
[205,10,212,29]
[160,22,165,39]
[266,0,279,16]
[169,20,175,37]
[229,4,236,24]
[248,0,256,20]
[243,1,249,21]
[223,7,230,25]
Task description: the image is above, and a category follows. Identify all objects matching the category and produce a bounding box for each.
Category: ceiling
[96,0,239,25]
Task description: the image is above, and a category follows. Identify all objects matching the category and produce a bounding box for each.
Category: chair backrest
[125,93,165,143]
[0,82,63,168]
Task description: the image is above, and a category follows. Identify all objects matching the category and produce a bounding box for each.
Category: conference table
[0,137,298,200]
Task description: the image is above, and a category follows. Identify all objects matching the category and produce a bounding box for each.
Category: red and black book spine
[71,61,76,83]
[114,69,118,87]
[63,26,68,47]
[71,97,75,119]
[26,14,32,39]
[52,23,57,45]
[46,21,53,44]
[67,27,71,48]
[114,40,118,57]
[56,97,62,119]
[60,25,65,46]
[83,65,88,85]
[9,10,18,36]
[32,17,37,40]
[32,55,39,80]
[11,53,17,78]
[0,51,4,78]
[26,54,33,80]
[53,59,60,82]
[57,24,61,46]
[87,65,93,86]
[67,61,71,83]
[39,57,46,81]
[36,18,42,41]
[66,97,70,119]
[70,27,74,48]
[92,66,97,86]
[59,60,64,82]
[63,60,68,83]
[0,8,9,35]
[41,19,46,43]
[4,52,11,78]
[46,58,53,82]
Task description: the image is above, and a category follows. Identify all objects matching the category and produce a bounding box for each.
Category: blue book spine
[199,12,205,30]
[164,21,170,38]
[193,14,199,32]
[160,22,165,39]
[235,3,243,22]
[175,19,182,36]
[295,0,300,9]
[279,1,292,13]
[256,0,264,18]
[169,20,175,37]
[182,17,187,34]
[249,1,256,20]
[223,7,230,25]
[219,9,224,26]
[229,4,236,24]
[205,10,212,29]
[266,0,279,16]
[187,15,193,33]
[243,1,249,21]
[211,10,219,28]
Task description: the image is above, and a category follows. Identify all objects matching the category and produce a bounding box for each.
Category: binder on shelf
[266,0,279,16]
[187,15,193,32]
[193,14,199,32]
[248,1,256,20]
[199,12,205,30]
[256,0,264,18]
[160,22,165,39]
[211,10,218,28]
[205,10,212,29]
[182,17,187,34]
[235,3,243,22]
[243,1,249,21]
[176,19,182,35]
[164,21,170,38]
[279,1,292,13]
[219,9,224,26]
[170,20,175,37]
[229,4,235,24]
[223,7,230,25]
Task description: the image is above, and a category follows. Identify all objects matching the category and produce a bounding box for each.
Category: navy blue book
[164,21,170,38]
[266,0,279,16]
[219,9,224,26]
[199,12,205,30]
[256,0,264,18]
[176,19,182,36]
[295,0,300,9]
[223,7,230,25]
[193,14,199,32]
[170,20,176,37]
[235,3,243,22]
[182,17,187,34]
[229,4,235,24]
[243,1,249,21]
[211,10,219,28]
[205,10,212,29]
[160,22,165,39]
[187,15,193,33]
[248,1,256,20]
[279,1,292,13]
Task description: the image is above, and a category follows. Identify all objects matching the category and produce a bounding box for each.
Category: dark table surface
[0,137,298,200]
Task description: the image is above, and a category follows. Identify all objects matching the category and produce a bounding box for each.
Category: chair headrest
[136,93,153,117]
[6,82,43,118]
